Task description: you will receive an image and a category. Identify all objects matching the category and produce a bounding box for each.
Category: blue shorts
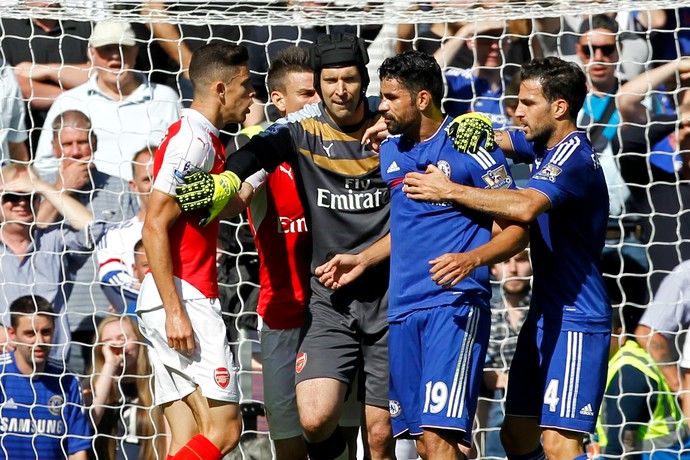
[389,304,490,446]
[505,318,610,433]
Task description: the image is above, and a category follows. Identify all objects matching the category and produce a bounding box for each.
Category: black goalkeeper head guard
[310,32,370,99]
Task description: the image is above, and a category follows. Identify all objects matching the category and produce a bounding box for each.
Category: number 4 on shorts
[544,379,560,413]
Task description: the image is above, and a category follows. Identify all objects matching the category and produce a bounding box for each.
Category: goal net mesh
[1,1,690,459]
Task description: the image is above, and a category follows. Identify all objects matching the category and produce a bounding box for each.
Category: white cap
[89,21,137,48]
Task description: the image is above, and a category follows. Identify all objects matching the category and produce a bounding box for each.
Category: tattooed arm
[636,325,680,392]
[493,129,516,160]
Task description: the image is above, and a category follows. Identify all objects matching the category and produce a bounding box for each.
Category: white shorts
[260,324,361,439]
[138,293,239,406]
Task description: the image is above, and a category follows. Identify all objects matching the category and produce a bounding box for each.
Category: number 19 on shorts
[423,381,449,414]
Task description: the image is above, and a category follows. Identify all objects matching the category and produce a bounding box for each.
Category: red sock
[172,434,223,460]
[166,456,174,460]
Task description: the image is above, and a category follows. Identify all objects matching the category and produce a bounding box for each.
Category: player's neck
[189,100,223,130]
[416,109,445,143]
[546,121,578,149]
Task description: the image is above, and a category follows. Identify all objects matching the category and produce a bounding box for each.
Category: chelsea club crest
[437,160,451,177]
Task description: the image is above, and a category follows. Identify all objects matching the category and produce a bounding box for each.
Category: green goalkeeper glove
[175,170,242,226]
[447,112,496,154]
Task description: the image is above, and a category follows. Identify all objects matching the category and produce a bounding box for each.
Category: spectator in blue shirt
[0,295,92,460]
[443,21,513,127]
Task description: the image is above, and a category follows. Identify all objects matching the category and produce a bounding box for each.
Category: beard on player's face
[385,109,421,137]
[526,120,554,146]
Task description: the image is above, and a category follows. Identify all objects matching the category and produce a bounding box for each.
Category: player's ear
[271,90,286,113]
[215,81,226,100]
[552,98,569,119]
[416,89,431,111]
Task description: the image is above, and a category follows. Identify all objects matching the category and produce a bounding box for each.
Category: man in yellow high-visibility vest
[597,305,690,459]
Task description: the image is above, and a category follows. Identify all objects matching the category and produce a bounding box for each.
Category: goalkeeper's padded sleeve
[226,124,294,179]
[175,170,242,226]
[225,148,264,181]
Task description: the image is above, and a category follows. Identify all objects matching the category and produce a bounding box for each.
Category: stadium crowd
[0,2,689,459]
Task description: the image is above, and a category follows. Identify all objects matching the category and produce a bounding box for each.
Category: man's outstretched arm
[361,112,514,155]
[315,234,391,290]
[403,164,550,222]
[635,324,681,392]
[428,219,529,288]
[176,127,292,223]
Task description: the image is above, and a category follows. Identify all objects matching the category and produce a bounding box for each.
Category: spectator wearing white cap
[0,4,92,150]
[33,21,182,181]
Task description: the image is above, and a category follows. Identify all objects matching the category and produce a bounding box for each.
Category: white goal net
[1,1,690,459]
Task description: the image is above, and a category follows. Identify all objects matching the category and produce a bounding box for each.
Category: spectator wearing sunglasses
[575,14,651,315]
[600,10,660,82]
[576,14,628,218]
[0,163,107,363]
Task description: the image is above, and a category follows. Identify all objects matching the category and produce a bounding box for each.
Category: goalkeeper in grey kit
[180,32,395,460]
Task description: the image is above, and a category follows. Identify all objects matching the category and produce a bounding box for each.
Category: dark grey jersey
[232,101,390,332]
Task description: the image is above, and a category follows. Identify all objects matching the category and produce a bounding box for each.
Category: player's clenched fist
[175,170,242,226]
[447,112,496,154]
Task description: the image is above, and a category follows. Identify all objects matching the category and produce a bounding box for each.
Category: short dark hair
[188,43,249,94]
[267,46,312,94]
[134,238,144,253]
[378,50,443,109]
[9,296,55,329]
[579,14,619,34]
[520,57,587,120]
